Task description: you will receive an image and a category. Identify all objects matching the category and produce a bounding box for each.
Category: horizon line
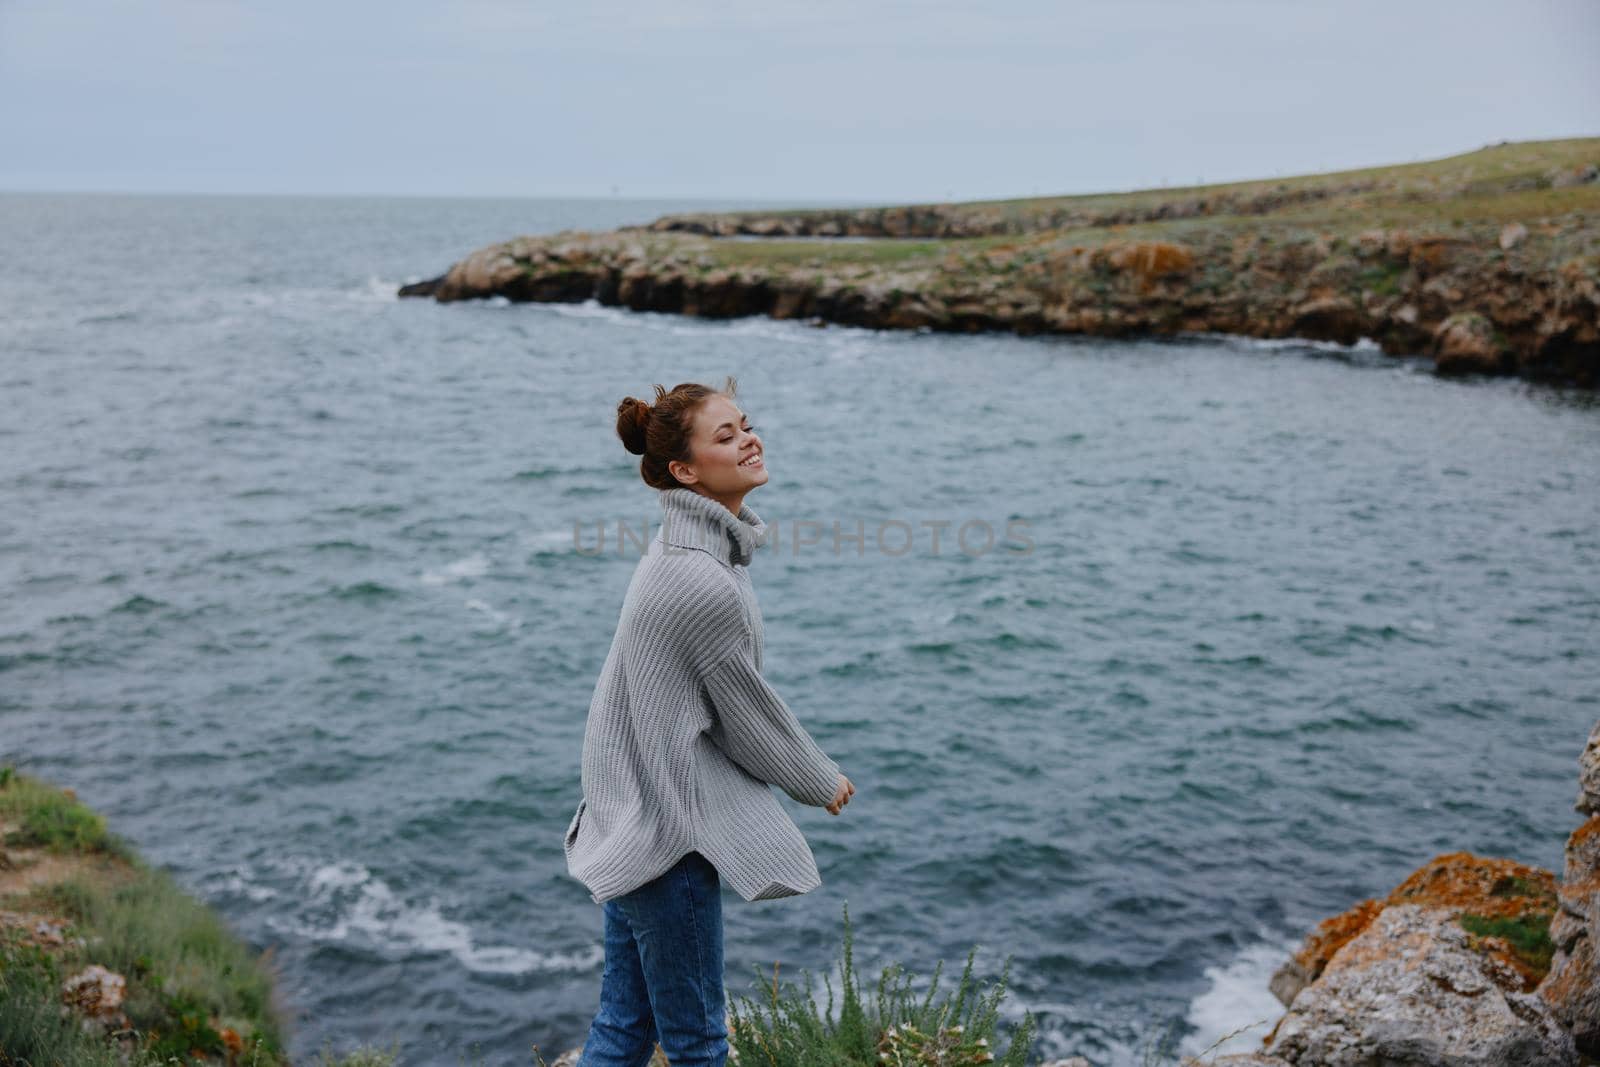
[0,132,1594,208]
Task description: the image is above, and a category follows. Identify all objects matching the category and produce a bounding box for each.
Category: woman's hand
[825,773,855,815]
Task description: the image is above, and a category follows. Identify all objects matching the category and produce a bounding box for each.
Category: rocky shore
[1186,717,1600,1067]
[533,720,1600,1067]
[399,138,1600,387]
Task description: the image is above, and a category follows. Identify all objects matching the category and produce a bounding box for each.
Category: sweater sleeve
[700,637,842,808]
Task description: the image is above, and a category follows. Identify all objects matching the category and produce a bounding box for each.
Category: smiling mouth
[739,453,764,469]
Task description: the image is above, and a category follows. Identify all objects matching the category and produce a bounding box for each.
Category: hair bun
[616,396,652,456]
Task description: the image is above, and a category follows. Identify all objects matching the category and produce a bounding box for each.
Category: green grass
[725,902,1036,1067]
[1458,911,1556,975]
[0,768,133,859]
[0,768,387,1067]
[719,906,1274,1067]
[0,942,131,1067]
[43,867,283,1055]
[658,137,1600,223]
[702,238,954,269]
[1489,874,1557,901]
[1261,182,1600,229]
[1358,261,1407,296]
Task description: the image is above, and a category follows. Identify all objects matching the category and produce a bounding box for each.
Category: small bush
[0,927,134,1067]
[0,772,129,858]
[728,903,1036,1067]
[0,771,289,1066]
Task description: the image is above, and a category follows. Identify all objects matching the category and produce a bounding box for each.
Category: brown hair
[616,376,738,490]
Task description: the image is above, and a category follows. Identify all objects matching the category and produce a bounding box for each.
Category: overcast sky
[1,0,1595,203]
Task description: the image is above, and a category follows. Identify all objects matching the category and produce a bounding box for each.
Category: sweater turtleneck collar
[658,486,768,567]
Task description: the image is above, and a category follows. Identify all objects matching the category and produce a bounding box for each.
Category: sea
[2,191,1596,1067]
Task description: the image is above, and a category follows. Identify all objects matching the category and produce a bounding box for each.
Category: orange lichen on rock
[221,1027,245,1056]
[1406,235,1472,276]
[1382,851,1558,990]
[1385,851,1557,916]
[1271,851,1560,1009]
[1288,897,1385,983]
[1103,241,1197,288]
[1568,814,1600,851]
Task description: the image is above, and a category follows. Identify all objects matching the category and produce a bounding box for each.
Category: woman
[565,377,856,1067]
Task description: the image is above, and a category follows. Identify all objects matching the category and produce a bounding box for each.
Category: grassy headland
[0,767,391,1067]
[400,137,1600,386]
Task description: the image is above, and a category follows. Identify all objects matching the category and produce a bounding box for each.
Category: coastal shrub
[51,866,285,1058]
[0,770,129,858]
[726,902,1036,1067]
[2,867,289,1067]
[2,921,382,1067]
[0,927,127,1067]
[0,772,291,1067]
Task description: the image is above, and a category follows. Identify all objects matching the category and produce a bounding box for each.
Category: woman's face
[672,394,767,496]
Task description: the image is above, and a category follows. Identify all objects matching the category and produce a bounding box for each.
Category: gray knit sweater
[563,486,843,904]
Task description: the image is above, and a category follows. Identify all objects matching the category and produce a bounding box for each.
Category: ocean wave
[464,598,522,631]
[419,552,491,586]
[1178,934,1297,1060]
[351,276,401,303]
[249,857,600,976]
[535,297,834,346]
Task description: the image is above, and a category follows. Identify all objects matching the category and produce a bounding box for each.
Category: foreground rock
[1537,719,1600,1055]
[1190,720,1599,1067]
[1262,901,1572,1066]
[60,963,129,1034]
[399,140,1600,387]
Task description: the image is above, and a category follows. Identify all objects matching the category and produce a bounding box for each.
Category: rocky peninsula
[399,138,1600,387]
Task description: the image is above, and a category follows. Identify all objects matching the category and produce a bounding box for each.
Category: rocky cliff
[1192,718,1600,1067]
[400,138,1600,387]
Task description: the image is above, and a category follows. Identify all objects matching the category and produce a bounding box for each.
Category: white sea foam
[265,858,602,976]
[520,526,608,554]
[1178,936,1296,1060]
[352,276,401,303]
[464,597,522,631]
[420,553,491,586]
[1188,331,1384,354]
[537,297,829,346]
[538,299,640,323]
[197,868,280,903]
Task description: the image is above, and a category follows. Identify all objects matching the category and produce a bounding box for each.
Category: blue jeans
[578,850,728,1067]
